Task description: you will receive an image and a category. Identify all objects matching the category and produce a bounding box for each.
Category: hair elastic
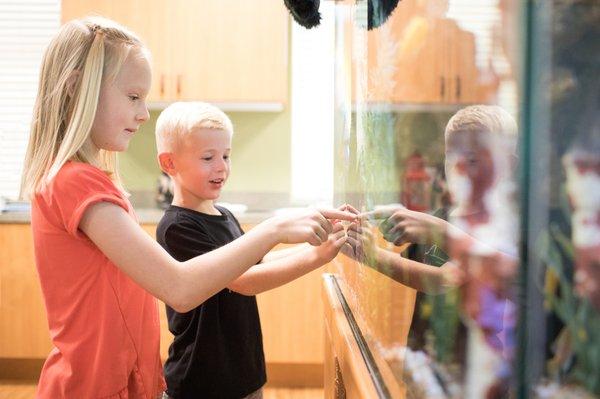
[90,24,105,37]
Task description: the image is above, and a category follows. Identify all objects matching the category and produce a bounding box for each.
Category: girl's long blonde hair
[20,16,146,199]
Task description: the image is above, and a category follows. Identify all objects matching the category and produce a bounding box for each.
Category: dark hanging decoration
[283,0,402,30]
[368,0,402,30]
[283,0,321,29]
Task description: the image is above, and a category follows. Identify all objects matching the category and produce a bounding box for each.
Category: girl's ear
[65,70,81,98]
[158,152,176,176]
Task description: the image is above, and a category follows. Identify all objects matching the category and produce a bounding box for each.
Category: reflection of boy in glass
[347,105,518,294]
[342,105,518,398]
[443,106,518,303]
[563,131,600,310]
[443,108,518,399]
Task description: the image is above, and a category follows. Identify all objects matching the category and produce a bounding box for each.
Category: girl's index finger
[319,208,358,222]
[343,203,361,215]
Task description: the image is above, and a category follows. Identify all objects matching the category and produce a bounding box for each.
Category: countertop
[0,207,275,225]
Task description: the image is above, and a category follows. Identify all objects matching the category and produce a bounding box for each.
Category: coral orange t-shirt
[31,161,165,398]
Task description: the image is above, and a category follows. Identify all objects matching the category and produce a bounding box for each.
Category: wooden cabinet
[0,224,51,358]
[0,222,323,385]
[364,0,495,105]
[61,0,289,104]
[171,1,288,103]
[322,274,406,398]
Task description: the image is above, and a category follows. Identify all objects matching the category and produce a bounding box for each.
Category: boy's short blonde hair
[445,105,518,152]
[155,102,233,153]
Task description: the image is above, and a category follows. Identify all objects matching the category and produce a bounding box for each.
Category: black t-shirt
[156,205,266,399]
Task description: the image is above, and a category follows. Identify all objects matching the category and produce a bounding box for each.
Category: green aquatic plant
[538,222,600,395]
[422,245,461,364]
[358,109,399,207]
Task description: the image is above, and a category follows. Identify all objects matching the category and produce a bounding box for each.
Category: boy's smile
[209,178,225,189]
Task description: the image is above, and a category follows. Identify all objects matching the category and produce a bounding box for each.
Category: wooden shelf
[148,101,285,113]
[351,102,466,113]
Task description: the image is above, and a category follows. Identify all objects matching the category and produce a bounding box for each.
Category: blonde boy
[155,102,346,399]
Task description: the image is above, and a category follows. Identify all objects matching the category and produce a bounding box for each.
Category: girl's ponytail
[46,27,106,184]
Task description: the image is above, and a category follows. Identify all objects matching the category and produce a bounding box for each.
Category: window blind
[0,0,60,200]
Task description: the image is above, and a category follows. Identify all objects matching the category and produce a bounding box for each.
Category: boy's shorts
[161,388,263,399]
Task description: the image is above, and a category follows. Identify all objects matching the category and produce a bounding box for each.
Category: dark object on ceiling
[368,0,402,30]
[283,0,321,29]
[282,0,401,30]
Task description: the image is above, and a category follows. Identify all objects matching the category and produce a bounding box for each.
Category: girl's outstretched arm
[80,202,355,312]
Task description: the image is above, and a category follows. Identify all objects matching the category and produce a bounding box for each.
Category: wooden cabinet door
[62,0,288,104]
[391,16,449,104]
[362,0,500,106]
[0,225,51,358]
[365,0,449,104]
[173,0,288,103]
[61,0,116,24]
[61,0,174,102]
[127,0,175,102]
[448,22,480,104]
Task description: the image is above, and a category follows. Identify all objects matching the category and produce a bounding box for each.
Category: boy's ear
[65,70,81,98]
[158,152,176,176]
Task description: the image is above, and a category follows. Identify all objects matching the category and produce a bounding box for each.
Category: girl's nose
[137,104,150,123]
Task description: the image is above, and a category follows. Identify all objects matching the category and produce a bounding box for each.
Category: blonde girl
[21,17,353,398]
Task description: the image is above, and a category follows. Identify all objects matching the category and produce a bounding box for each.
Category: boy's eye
[129,95,139,101]
[223,155,230,160]
[202,157,213,161]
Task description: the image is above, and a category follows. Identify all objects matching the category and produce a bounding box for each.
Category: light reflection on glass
[332,0,599,397]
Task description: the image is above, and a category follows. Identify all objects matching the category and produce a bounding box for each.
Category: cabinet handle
[176,74,182,97]
[440,76,445,100]
[456,76,461,100]
[160,74,165,97]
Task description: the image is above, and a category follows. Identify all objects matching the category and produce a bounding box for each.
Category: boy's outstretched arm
[228,224,347,296]
[260,243,309,263]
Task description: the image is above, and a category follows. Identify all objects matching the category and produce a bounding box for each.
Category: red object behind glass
[402,151,432,212]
